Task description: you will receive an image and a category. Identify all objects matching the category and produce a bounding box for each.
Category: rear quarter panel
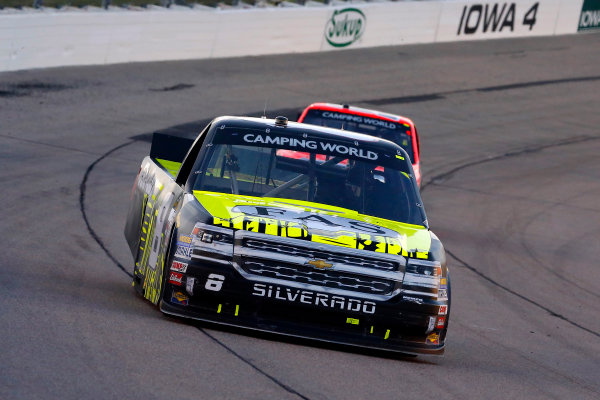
[124,156,184,302]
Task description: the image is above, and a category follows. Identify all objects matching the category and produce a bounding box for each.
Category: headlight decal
[403,259,447,300]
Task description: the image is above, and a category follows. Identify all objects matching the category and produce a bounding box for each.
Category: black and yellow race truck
[124,116,450,355]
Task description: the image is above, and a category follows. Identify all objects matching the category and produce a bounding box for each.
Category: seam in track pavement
[446,249,600,339]
[79,140,135,279]
[199,329,312,400]
[0,132,116,156]
[421,134,600,339]
[79,138,312,400]
[363,75,600,105]
[420,134,600,191]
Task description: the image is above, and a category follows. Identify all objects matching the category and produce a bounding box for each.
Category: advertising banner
[0,0,591,72]
[578,0,600,31]
[436,1,561,41]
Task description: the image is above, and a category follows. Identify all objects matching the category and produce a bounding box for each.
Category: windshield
[301,109,415,162]
[193,126,426,226]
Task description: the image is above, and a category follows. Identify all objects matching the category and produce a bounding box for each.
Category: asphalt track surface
[2,33,600,400]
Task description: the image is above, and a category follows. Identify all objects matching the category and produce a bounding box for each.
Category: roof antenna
[262,98,268,119]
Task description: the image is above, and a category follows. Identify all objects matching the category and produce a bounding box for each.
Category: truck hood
[193,190,431,259]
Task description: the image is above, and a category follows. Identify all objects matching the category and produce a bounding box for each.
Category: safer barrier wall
[0,0,589,72]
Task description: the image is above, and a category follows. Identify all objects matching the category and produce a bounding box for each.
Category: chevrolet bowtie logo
[307,259,333,270]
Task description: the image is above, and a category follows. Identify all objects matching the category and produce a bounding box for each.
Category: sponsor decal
[169,271,183,286]
[307,259,333,270]
[205,274,225,292]
[346,317,360,325]
[175,245,192,259]
[186,277,195,296]
[457,2,539,35]
[426,316,436,334]
[325,8,366,48]
[242,133,378,160]
[319,112,401,131]
[402,295,424,305]
[171,260,188,273]
[148,192,175,271]
[252,283,376,314]
[195,191,431,258]
[175,236,193,259]
[178,235,192,245]
[212,205,428,259]
[171,291,189,306]
[426,332,440,345]
[231,205,393,234]
[438,305,448,315]
[436,317,446,329]
[438,289,448,300]
[137,167,155,195]
[579,0,600,31]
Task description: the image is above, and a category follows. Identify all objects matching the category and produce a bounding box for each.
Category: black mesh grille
[244,238,398,271]
[242,260,395,295]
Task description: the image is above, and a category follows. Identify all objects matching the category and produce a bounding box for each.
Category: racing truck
[297,103,422,186]
[124,116,449,355]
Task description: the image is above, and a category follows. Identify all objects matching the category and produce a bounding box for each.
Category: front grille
[243,260,395,295]
[234,232,405,298]
[244,238,398,271]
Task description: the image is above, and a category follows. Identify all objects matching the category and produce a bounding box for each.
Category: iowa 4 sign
[457,2,540,35]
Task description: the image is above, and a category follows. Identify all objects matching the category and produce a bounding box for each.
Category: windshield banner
[242,133,378,160]
[316,111,407,131]
[211,127,406,164]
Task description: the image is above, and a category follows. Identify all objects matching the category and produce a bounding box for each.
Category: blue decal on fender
[171,291,189,306]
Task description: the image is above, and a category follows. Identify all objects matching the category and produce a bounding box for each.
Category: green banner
[579,0,600,31]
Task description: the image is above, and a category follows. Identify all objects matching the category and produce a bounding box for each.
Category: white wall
[0,0,585,72]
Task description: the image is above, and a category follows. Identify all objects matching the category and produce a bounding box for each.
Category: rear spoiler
[150,132,195,163]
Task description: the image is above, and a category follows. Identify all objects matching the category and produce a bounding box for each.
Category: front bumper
[160,255,448,355]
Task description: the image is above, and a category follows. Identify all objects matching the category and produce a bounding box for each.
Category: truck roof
[301,103,415,126]
[211,116,408,154]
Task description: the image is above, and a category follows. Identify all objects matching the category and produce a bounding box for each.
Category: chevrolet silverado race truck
[124,116,449,355]
[298,103,422,186]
